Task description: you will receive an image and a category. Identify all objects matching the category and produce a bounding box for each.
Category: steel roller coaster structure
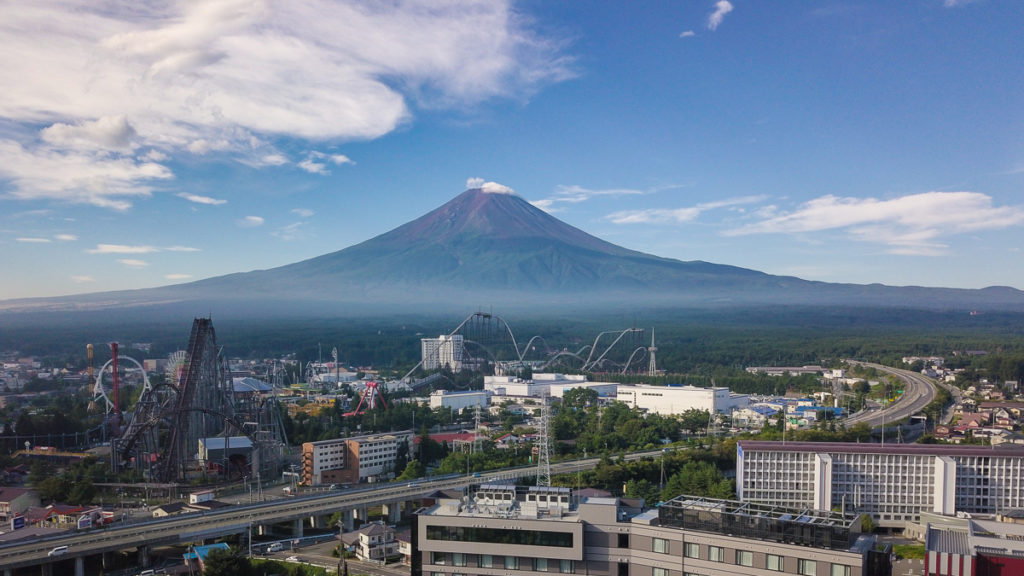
[111,318,286,484]
[404,311,654,383]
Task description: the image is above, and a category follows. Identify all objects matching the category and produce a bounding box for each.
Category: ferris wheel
[92,352,151,415]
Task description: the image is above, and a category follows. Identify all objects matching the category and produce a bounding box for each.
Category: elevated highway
[0,451,660,574]
[844,361,938,427]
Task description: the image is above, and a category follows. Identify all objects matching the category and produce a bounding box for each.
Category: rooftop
[739,440,1024,457]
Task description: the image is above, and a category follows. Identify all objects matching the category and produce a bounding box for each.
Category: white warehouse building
[615,384,748,415]
[429,389,491,412]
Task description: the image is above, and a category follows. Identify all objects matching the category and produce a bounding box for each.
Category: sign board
[10,515,25,530]
[78,514,93,530]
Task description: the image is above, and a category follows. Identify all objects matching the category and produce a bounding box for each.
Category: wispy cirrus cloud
[724,191,1024,256]
[532,184,668,212]
[237,216,265,228]
[87,244,159,254]
[0,1,572,210]
[177,192,227,205]
[679,30,696,38]
[707,1,734,31]
[291,208,315,217]
[71,275,95,284]
[117,258,149,268]
[165,273,193,280]
[16,237,51,243]
[55,234,77,241]
[86,243,199,254]
[605,195,765,224]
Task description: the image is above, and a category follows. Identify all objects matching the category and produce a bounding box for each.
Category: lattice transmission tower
[536,390,552,487]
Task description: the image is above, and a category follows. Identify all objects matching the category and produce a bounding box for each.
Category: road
[844,361,938,427]
[0,450,665,571]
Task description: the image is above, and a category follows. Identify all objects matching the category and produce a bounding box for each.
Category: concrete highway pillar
[139,545,151,568]
[258,523,269,536]
[406,500,417,518]
[342,509,355,532]
[293,518,305,538]
[354,504,368,527]
[310,514,325,529]
[102,551,114,570]
[40,562,53,576]
[383,502,400,524]
[75,557,85,576]
[3,567,11,576]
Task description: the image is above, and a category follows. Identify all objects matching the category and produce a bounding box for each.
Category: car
[285,556,299,562]
[48,545,69,557]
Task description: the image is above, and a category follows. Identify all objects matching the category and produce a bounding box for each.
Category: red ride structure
[343,381,388,417]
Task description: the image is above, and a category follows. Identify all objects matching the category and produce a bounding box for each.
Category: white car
[285,556,299,562]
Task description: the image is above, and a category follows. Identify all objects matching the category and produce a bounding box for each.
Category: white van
[48,545,69,557]
[267,542,284,553]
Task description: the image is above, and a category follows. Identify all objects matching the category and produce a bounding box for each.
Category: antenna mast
[647,328,657,377]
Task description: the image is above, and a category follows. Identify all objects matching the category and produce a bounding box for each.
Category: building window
[505,557,520,570]
[684,542,700,559]
[533,559,548,572]
[618,562,629,576]
[653,537,669,554]
[798,559,817,576]
[653,568,668,576]
[736,550,753,567]
[830,565,851,576]
[560,560,574,574]
[431,552,446,565]
[708,546,724,562]
[618,533,630,548]
[480,555,493,568]
[767,554,783,571]
[453,553,466,567]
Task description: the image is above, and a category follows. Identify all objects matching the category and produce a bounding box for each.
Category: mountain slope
[3,187,1024,315]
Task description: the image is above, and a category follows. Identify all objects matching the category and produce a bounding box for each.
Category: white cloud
[177,192,227,205]
[724,191,1024,255]
[298,151,355,175]
[0,1,572,209]
[71,275,95,283]
[480,181,516,195]
[238,215,264,227]
[117,258,149,268]
[944,0,981,7]
[165,273,193,280]
[707,1,734,31]
[466,177,485,189]
[0,140,172,210]
[680,30,696,38]
[164,245,201,252]
[55,234,78,241]
[16,237,51,243]
[87,244,159,254]
[606,196,765,224]
[291,208,315,217]
[260,153,289,166]
[298,158,328,175]
[40,115,137,150]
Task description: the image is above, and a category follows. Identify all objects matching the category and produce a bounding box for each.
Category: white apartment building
[421,335,464,372]
[737,441,1024,529]
[616,384,748,415]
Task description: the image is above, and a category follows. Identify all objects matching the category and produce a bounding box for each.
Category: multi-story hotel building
[413,484,889,576]
[737,441,1024,529]
[301,430,412,486]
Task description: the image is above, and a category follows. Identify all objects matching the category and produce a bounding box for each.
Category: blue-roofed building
[184,542,231,571]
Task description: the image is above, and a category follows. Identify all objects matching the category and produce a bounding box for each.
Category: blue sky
[2,0,1023,300]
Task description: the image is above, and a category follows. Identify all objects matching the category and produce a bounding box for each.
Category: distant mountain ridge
[3,187,1024,316]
